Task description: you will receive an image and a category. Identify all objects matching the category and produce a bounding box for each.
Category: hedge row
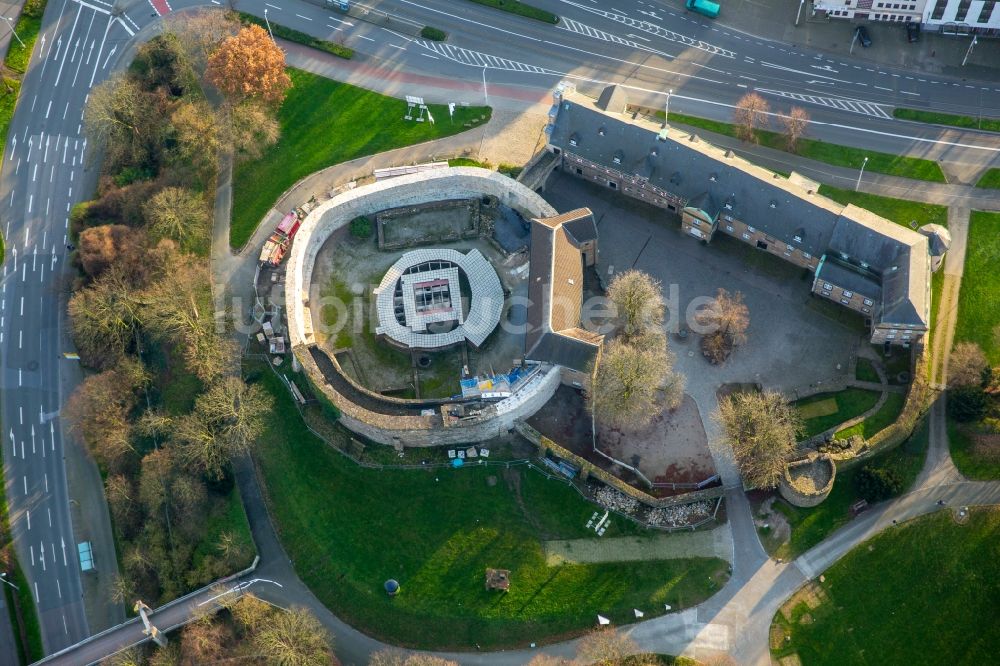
[464,0,559,24]
[238,12,354,60]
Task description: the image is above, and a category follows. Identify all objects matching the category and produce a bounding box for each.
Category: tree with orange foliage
[205,24,291,105]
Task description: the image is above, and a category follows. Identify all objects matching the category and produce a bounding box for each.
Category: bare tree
[230,593,274,632]
[251,605,333,666]
[369,653,460,666]
[169,101,222,181]
[607,269,664,339]
[716,391,802,489]
[142,186,210,249]
[179,614,233,664]
[733,92,770,143]
[780,106,810,153]
[223,101,281,163]
[174,377,272,479]
[78,225,142,278]
[84,74,165,170]
[576,627,638,666]
[163,8,241,78]
[525,655,569,666]
[68,267,147,368]
[590,332,683,427]
[103,646,146,666]
[109,574,136,605]
[949,341,989,389]
[64,359,148,468]
[696,289,750,365]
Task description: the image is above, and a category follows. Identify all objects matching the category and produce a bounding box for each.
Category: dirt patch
[787,459,833,494]
[769,623,789,650]
[778,654,803,666]
[780,582,829,621]
[797,397,838,419]
[596,394,716,485]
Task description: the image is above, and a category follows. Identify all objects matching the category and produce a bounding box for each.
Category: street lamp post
[482,66,488,105]
[795,0,805,26]
[263,8,275,43]
[855,156,869,192]
[0,572,19,591]
[962,34,978,67]
[3,17,24,49]
[849,28,859,55]
[665,88,673,126]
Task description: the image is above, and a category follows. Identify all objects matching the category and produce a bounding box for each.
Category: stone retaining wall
[284,168,560,446]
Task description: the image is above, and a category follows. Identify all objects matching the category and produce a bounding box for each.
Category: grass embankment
[948,420,1000,481]
[771,507,1000,665]
[793,388,881,439]
[817,184,949,229]
[249,363,729,649]
[855,358,879,383]
[954,211,1000,364]
[237,12,354,59]
[462,0,560,23]
[835,392,906,440]
[893,107,1000,133]
[0,0,47,264]
[662,111,947,182]
[0,433,44,664]
[762,420,929,560]
[230,69,492,247]
[975,168,1000,189]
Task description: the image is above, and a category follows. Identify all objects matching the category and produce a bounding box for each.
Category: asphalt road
[1,0,998,660]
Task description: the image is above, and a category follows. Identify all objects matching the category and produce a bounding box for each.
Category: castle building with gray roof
[545,84,946,347]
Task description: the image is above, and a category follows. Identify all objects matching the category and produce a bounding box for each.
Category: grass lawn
[835,391,906,440]
[771,507,1000,665]
[855,358,879,383]
[230,69,492,248]
[893,107,1000,133]
[663,112,947,182]
[817,184,949,229]
[793,388,881,439]
[954,211,1000,364]
[947,420,1000,481]
[249,363,729,649]
[462,0,560,23]
[764,419,929,560]
[975,168,1000,189]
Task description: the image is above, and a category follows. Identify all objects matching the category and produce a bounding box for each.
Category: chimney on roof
[725,149,735,158]
[689,134,699,143]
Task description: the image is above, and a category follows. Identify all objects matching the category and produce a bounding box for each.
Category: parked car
[855,26,873,48]
[907,22,921,43]
[686,0,720,19]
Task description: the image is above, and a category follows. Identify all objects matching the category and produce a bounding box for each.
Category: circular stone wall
[283,167,560,446]
[374,248,503,350]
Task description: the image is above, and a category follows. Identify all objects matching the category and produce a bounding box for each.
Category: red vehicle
[259,212,303,266]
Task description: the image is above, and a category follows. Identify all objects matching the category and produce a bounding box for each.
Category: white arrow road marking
[62,538,68,566]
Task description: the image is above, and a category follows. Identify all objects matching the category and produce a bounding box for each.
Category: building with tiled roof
[545,84,941,347]
[525,208,603,383]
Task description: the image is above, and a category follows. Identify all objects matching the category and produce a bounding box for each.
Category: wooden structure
[485,568,511,591]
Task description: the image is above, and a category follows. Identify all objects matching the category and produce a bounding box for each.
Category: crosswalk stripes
[415,41,559,74]
[755,88,892,120]
[559,17,673,58]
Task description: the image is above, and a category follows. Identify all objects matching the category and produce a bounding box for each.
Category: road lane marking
[57,579,61,597]
[34,582,39,603]
[48,508,52,527]
[40,542,46,571]
[31,545,34,565]
[23,476,28,495]
[26,511,30,530]
[295,13,311,20]
[356,35,374,41]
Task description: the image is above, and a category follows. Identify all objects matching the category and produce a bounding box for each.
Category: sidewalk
[713,0,999,78]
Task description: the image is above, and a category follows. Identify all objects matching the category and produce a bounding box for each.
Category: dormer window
[860,261,869,269]
[598,126,606,136]
[793,235,802,243]
[613,155,621,164]
[569,132,579,147]
[769,200,778,209]
[650,147,659,157]
[709,173,718,182]
[841,252,850,261]
[725,202,733,210]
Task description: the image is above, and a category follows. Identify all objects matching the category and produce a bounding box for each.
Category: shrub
[420,26,448,41]
[237,12,354,59]
[113,166,155,188]
[465,0,560,24]
[948,386,988,422]
[855,466,903,502]
[350,215,373,239]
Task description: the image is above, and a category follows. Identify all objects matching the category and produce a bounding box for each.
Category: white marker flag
[448,102,455,119]
[597,615,610,626]
[427,109,435,124]
[634,609,644,618]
